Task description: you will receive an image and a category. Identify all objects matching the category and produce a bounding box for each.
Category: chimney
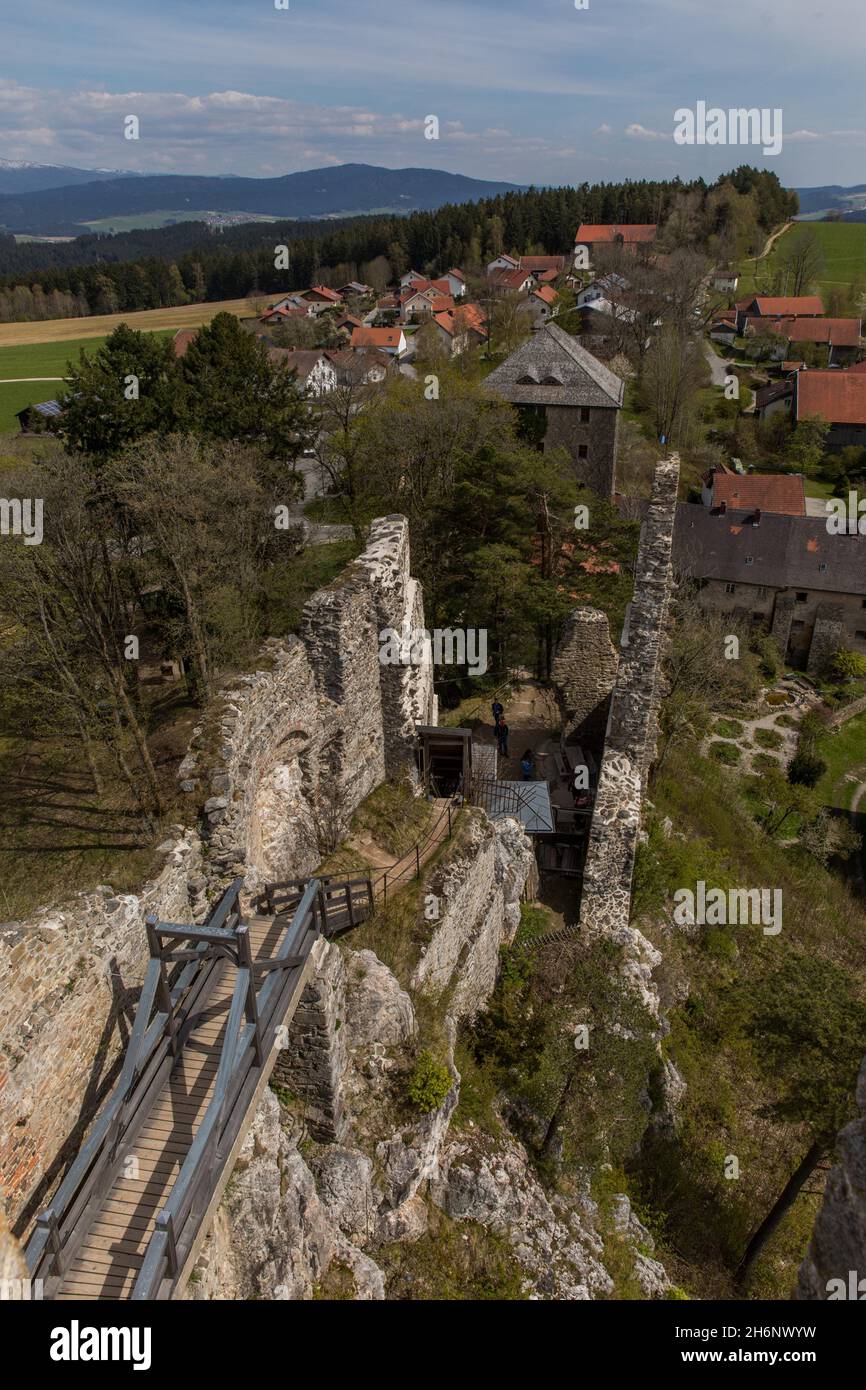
[753,508,762,526]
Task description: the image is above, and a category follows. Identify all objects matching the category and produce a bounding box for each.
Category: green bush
[712,717,744,739]
[710,740,741,765]
[754,726,783,749]
[407,1050,453,1113]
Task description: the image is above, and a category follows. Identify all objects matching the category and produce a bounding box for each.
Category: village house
[297,285,343,315]
[431,303,487,357]
[260,298,314,321]
[520,255,566,279]
[483,321,624,497]
[793,366,866,452]
[399,269,429,288]
[673,502,866,672]
[713,270,740,294]
[486,252,521,275]
[325,347,392,385]
[573,223,657,267]
[439,268,467,298]
[734,294,823,333]
[708,308,738,346]
[488,265,534,295]
[576,272,630,308]
[744,315,861,367]
[337,281,374,297]
[701,466,806,517]
[351,325,407,358]
[519,284,559,324]
[267,348,337,395]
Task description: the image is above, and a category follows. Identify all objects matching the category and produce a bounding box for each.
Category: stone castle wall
[0,516,434,1232]
[579,456,680,939]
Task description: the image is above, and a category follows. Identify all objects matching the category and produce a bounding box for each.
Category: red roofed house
[351,326,407,358]
[794,367,866,452]
[520,255,566,278]
[400,269,429,288]
[488,266,533,295]
[298,285,343,315]
[702,467,806,517]
[486,252,520,276]
[432,304,487,357]
[735,294,823,332]
[744,315,861,366]
[440,269,467,298]
[399,285,439,320]
[574,224,657,267]
[519,283,559,325]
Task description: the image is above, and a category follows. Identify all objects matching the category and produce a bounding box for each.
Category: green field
[738,221,866,299]
[0,331,174,434]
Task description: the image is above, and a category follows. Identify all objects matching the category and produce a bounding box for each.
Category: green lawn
[0,330,174,434]
[815,711,866,812]
[738,221,866,299]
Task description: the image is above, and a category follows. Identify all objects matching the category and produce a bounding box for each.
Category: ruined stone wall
[0,515,434,1230]
[579,456,680,939]
[551,608,619,744]
[806,601,844,676]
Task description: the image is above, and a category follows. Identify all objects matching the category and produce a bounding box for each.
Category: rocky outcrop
[797,1058,866,1300]
[411,813,537,1018]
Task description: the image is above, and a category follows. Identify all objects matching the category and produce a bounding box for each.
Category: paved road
[0,376,66,383]
[704,341,731,387]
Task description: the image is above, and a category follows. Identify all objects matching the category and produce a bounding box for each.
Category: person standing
[491,699,504,729]
[497,718,509,758]
[520,750,533,780]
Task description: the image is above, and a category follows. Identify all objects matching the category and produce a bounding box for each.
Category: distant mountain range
[0,159,137,196]
[794,183,866,219]
[0,162,525,235]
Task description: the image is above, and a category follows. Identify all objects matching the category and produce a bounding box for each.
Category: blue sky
[2,0,865,187]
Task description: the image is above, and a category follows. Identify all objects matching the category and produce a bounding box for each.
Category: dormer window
[517,373,539,385]
[541,374,563,386]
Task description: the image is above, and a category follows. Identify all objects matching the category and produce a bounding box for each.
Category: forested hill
[0,163,525,236]
[0,167,797,323]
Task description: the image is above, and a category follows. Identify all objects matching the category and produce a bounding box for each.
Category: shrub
[754,726,783,749]
[830,649,866,682]
[753,752,780,773]
[407,1051,453,1113]
[712,717,744,739]
[710,740,740,765]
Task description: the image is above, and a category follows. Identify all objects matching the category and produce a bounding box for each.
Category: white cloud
[624,123,669,141]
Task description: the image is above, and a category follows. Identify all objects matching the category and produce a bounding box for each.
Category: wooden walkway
[25,791,464,1301]
[26,876,374,1301]
[55,912,288,1300]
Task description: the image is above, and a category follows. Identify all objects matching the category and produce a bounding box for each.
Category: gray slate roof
[483,322,625,409]
[673,502,866,596]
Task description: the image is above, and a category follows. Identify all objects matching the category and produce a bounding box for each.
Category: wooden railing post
[35,1210,64,1277]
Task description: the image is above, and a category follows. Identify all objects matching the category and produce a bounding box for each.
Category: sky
[1,0,865,189]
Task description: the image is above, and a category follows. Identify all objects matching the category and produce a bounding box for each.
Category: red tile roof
[575,223,657,244]
[796,369,866,425]
[304,284,342,302]
[748,295,824,317]
[535,268,560,283]
[532,285,558,305]
[848,359,866,372]
[781,361,806,373]
[433,304,487,337]
[489,266,531,290]
[428,295,456,313]
[745,315,860,346]
[446,267,466,281]
[711,472,806,518]
[351,326,404,349]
